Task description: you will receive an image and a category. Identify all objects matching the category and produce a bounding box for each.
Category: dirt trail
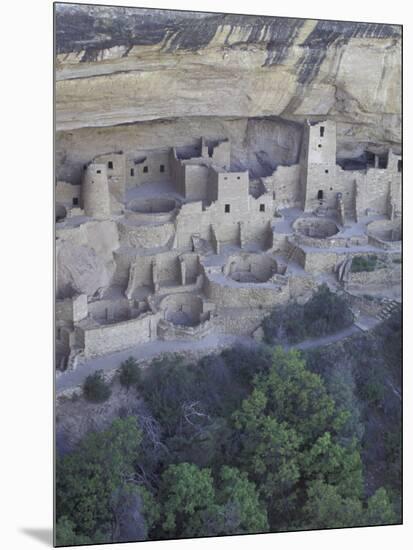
[56,324,362,394]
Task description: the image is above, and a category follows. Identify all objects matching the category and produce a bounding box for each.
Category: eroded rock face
[57,241,115,298]
[56,220,119,298]
[55,4,401,196]
[55,5,401,154]
[56,116,303,183]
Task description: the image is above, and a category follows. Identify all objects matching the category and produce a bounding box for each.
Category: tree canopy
[56,318,401,544]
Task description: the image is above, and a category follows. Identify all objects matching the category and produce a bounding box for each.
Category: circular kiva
[159,294,204,327]
[225,253,277,283]
[127,197,176,214]
[367,219,401,242]
[293,217,339,239]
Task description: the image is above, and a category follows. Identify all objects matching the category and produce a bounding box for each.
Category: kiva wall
[204,276,289,309]
[117,220,175,249]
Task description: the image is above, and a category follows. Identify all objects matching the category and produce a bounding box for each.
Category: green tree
[55,516,98,546]
[232,387,301,504]
[230,348,365,530]
[302,480,363,530]
[159,462,216,538]
[83,369,111,402]
[56,417,150,539]
[158,462,268,539]
[255,347,335,441]
[216,466,269,534]
[119,357,141,391]
[300,432,363,499]
[364,488,397,526]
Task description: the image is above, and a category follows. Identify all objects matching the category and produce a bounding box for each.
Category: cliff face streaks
[55,4,401,179]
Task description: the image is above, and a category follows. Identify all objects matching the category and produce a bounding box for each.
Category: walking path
[286,324,361,351]
[56,332,248,393]
[56,322,363,394]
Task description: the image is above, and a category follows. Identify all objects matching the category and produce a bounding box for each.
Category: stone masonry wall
[346,265,401,289]
[56,181,81,207]
[303,250,338,273]
[126,150,171,188]
[212,308,267,336]
[94,152,126,202]
[82,163,111,218]
[170,149,186,195]
[82,312,158,357]
[204,276,289,309]
[184,164,209,201]
[117,220,175,249]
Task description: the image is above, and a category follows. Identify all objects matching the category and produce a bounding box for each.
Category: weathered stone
[55,7,401,366]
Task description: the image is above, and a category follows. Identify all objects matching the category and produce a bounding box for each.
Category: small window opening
[160,165,165,173]
[317,190,324,200]
[108,161,113,170]
[130,168,134,177]
[260,204,265,212]
[320,126,325,137]
[237,176,240,180]
[378,153,389,169]
[318,144,322,148]
[366,151,376,168]
[96,170,101,174]
[225,204,230,213]
[143,166,148,173]
[325,169,329,174]
[224,176,228,180]
[72,197,79,206]
[329,187,333,191]
[398,160,402,173]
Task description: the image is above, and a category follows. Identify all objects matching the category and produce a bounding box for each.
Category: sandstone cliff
[55,4,401,182]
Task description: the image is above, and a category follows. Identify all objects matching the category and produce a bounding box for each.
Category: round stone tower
[82,163,111,219]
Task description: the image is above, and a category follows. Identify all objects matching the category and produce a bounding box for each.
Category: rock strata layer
[55,4,401,180]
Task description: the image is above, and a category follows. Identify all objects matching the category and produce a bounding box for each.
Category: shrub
[262,302,305,344]
[119,356,141,391]
[263,284,353,344]
[351,255,378,273]
[304,284,353,337]
[83,370,111,402]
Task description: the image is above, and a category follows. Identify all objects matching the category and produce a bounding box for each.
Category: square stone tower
[300,120,337,211]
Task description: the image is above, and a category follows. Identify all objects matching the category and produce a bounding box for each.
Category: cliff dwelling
[55,121,402,369]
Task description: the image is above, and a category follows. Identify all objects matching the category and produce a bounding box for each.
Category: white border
[2,0,410,549]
